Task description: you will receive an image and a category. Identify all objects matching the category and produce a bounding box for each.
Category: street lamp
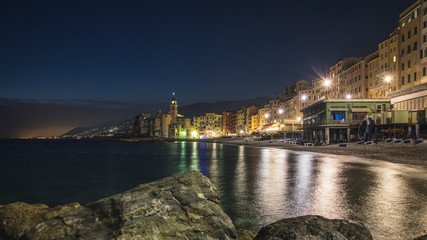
[296,117,302,139]
[324,79,331,99]
[301,94,307,101]
[346,94,352,99]
[385,75,392,96]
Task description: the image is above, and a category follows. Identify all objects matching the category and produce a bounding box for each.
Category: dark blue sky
[1,0,411,105]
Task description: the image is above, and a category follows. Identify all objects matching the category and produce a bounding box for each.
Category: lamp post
[301,94,307,101]
[278,109,284,131]
[385,75,392,97]
[265,113,270,124]
[324,79,331,99]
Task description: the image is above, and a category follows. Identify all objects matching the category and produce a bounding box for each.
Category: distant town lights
[191,131,198,138]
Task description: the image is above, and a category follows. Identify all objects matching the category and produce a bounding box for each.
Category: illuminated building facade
[399,1,421,90]
[193,113,222,138]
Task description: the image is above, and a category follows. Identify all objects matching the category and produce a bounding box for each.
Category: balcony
[375,68,389,76]
[369,82,386,91]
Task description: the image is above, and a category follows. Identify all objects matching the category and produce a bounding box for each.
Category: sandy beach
[207,137,427,166]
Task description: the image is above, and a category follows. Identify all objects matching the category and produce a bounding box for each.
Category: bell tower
[170,97,178,124]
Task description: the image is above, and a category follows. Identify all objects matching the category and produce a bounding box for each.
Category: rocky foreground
[0,171,423,240]
[0,171,236,240]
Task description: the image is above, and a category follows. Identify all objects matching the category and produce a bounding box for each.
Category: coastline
[165,137,427,167]
[214,138,427,166]
[118,136,427,166]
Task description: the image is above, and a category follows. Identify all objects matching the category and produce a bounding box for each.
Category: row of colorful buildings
[133,0,427,143]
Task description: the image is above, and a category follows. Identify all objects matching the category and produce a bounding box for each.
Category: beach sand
[209,138,427,166]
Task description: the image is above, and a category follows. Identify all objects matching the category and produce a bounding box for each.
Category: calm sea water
[0,139,426,240]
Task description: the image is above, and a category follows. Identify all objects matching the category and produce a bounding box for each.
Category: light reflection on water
[1,140,426,240]
[197,142,427,240]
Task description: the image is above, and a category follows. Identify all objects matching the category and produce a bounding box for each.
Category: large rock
[253,215,372,240]
[21,171,237,240]
[413,235,427,240]
[0,202,80,240]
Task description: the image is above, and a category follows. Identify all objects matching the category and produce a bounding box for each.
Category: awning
[317,110,326,115]
[351,108,371,112]
[329,107,348,111]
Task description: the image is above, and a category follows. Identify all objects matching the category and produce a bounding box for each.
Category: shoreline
[219,138,427,166]
[116,137,427,166]
[175,137,427,167]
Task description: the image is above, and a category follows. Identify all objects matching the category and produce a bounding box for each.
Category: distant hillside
[61,119,133,138]
[179,97,271,118]
[61,97,271,137]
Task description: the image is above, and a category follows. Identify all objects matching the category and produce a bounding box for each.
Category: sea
[0,139,426,240]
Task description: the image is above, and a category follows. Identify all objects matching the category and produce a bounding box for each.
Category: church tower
[170,97,178,124]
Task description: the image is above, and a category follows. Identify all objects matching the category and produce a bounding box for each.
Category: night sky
[0,0,413,137]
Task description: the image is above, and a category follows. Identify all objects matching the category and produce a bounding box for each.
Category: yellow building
[258,107,268,126]
[250,113,260,132]
[367,52,380,98]
[369,31,400,98]
[283,96,301,121]
[154,97,194,139]
[399,1,421,90]
[236,108,247,134]
[168,117,192,139]
[311,77,324,101]
[193,113,222,138]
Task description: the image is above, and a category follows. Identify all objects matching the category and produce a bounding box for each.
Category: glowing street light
[346,94,352,99]
[301,94,307,101]
[265,113,270,119]
[297,117,301,122]
[385,75,392,96]
[191,131,198,138]
[324,79,331,99]
[278,109,283,114]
